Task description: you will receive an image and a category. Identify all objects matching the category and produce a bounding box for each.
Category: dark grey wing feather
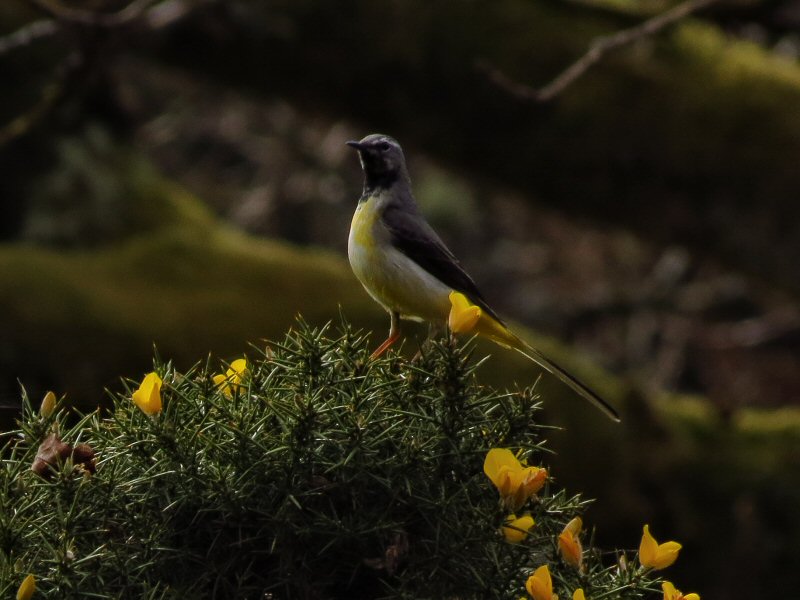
[382,197,619,421]
[381,201,504,324]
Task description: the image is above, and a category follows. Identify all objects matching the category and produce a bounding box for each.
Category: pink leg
[371,311,401,359]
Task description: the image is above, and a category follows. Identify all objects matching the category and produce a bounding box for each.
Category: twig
[0,0,217,145]
[24,0,158,28]
[144,0,210,29]
[478,0,720,102]
[701,309,800,349]
[0,19,60,55]
[0,0,212,56]
[0,52,82,146]
[0,0,164,58]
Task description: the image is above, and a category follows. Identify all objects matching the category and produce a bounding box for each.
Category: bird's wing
[381,200,619,421]
[381,202,504,324]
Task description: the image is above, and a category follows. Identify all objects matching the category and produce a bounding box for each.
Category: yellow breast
[350,198,379,249]
[348,195,452,321]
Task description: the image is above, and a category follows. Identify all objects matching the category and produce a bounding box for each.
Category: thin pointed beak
[346,140,366,151]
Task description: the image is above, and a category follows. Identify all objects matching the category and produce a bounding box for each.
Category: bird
[346,133,619,422]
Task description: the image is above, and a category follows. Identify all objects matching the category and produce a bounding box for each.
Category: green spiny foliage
[1,319,671,599]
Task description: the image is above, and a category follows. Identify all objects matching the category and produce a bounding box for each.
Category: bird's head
[346,134,408,191]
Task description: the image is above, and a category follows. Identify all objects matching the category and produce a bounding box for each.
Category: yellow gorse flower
[132,372,162,416]
[213,358,247,398]
[525,565,557,600]
[558,516,584,570]
[573,589,586,600]
[662,581,700,600]
[16,573,36,600]
[639,524,682,570]
[484,448,547,510]
[448,291,482,333]
[501,513,535,543]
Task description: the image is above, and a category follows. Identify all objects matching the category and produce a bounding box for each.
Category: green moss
[0,232,383,400]
[735,406,800,436]
[0,144,387,409]
[20,126,217,245]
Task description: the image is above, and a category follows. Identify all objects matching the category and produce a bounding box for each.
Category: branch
[0,19,60,55]
[0,0,185,58]
[143,0,211,29]
[701,309,800,349]
[0,0,218,145]
[24,0,159,28]
[478,0,720,102]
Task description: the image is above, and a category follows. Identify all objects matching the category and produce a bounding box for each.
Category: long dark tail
[473,309,620,422]
[513,345,620,422]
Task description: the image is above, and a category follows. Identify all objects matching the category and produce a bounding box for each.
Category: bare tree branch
[0,0,218,145]
[0,19,60,55]
[144,0,211,29]
[24,0,159,28]
[0,0,182,58]
[478,0,720,102]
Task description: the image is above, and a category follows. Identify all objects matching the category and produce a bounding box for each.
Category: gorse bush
[1,319,692,599]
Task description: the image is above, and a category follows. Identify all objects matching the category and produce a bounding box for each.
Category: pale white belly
[349,214,451,322]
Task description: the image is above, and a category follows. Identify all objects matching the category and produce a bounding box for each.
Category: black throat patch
[363,169,398,194]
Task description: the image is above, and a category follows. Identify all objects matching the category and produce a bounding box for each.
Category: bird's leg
[371,311,401,359]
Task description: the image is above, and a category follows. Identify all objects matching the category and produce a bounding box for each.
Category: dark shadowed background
[2,0,800,597]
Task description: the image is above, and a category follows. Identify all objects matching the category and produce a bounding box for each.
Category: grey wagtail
[346,134,619,421]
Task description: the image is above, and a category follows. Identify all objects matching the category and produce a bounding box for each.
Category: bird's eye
[378,142,390,151]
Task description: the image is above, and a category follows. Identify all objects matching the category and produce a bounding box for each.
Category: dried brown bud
[72,443,97,474]
[31,434,96,478]
[31,433,71,478]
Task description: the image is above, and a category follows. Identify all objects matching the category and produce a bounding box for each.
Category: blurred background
[1,0,799,597]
